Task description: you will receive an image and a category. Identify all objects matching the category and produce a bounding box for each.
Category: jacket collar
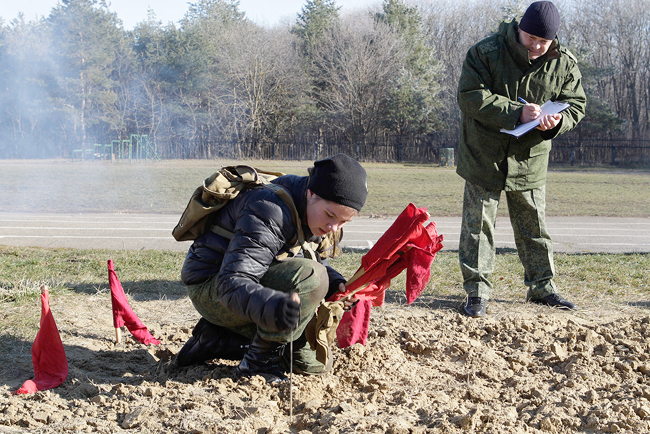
[504,20,562,68]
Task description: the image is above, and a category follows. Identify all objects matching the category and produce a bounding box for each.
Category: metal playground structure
[72,134,161,163]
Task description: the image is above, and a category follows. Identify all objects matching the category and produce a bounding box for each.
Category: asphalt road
[1,212,649,254]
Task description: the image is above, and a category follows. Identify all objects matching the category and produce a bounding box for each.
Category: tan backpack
[172,165,341,260]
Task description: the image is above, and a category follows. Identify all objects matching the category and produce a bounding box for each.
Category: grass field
[1,159,649,217]
[1,158,649,336]
[1,159,649,434]
[2,246,649,338]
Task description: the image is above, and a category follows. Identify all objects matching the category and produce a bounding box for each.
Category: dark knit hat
[308,154,367,211]
[519,1,560,40]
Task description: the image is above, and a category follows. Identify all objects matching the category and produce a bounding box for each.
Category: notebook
[500,100,571,138]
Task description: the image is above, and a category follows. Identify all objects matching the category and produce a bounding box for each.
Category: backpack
[172,165,333,260]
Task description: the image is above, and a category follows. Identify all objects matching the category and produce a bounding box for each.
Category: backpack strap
[269,185,317,261]
[211,225,236,239]
[209,183,317,261]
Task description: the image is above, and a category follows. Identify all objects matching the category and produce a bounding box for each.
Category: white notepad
[500,100,571,138]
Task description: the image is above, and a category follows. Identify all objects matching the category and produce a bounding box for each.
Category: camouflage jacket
[456,20,586,191]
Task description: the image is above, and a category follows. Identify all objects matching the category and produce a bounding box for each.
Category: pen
[518,97,529,104]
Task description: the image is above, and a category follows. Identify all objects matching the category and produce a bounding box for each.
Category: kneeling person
[176,154,367,382]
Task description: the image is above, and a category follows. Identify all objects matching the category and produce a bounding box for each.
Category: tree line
[0,0,648,163]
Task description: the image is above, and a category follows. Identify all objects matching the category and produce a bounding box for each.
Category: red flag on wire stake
[108,260,160,345]
[328,203,444,347]
[16,286,68,395]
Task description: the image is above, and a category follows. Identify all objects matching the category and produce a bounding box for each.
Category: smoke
[0,2,174,160]
[0,15,61,159]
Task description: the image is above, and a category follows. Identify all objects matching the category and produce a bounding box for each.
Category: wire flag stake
[290,327,294,425]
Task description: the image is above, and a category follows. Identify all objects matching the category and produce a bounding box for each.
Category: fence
[72,134,162,163]
[550,138,650,166]
[173,132,458,164]
[171,134,649,167]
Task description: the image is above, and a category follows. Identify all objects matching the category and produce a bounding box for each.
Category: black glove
[275,293,301,331]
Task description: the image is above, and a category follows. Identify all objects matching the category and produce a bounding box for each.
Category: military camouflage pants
[186,258,330,374]
[459,181,557,301]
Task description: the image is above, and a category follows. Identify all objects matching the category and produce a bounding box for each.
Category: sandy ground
[2,291,650,434]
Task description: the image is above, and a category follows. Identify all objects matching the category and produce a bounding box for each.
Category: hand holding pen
[518,97,542,123]
[518,97,562,131]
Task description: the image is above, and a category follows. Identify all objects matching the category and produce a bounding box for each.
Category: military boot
[175,318,250,367]
[235,332,288,384]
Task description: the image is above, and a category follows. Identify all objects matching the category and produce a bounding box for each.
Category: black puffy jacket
[181,174,345,332]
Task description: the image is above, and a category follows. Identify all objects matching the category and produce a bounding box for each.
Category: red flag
[329,203,444,347]
[334,299,372,348]
[16,286,68,394]
[108,260,160,345]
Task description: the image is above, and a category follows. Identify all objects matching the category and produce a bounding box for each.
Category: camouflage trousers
[458,181,557,301]
[186,258,330,375]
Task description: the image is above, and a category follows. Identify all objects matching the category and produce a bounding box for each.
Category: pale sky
[1,0,380,29]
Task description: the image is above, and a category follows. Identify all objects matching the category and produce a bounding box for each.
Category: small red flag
[108,260,160,345]
[330,203,444,347]
[16,286,69,394]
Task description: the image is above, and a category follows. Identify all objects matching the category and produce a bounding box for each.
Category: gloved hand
[275,292,301,331]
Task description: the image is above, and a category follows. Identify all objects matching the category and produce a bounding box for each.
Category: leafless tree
[418,0,510,142]
[311,12,407,144]
[566,0,650,139]
[217,23,306,156]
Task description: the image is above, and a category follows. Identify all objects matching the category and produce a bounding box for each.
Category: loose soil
[2,295,650,434]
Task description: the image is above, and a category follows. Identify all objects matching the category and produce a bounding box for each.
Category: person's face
[518,28,553,60]
[305,190,357,237]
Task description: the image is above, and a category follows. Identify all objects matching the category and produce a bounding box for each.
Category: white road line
[8,229,647,239]
[0,219,178,224]
[0,226,171,231]
[0,235,176,240]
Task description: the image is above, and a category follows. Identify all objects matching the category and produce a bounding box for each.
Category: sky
[1,0,380,29]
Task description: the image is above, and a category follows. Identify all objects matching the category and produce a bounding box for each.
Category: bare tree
[0,16,56,157]
[567,0,650,139]
[214,23,306,157]
[311,12,407,145]
[418,0,509,142]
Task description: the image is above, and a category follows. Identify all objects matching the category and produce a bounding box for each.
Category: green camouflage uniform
[187,258,328,374]
[456,20,586,300]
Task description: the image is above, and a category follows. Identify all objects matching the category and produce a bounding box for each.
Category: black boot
[175,318,250,367]
[463,297,487,317]
[529,293,576,310]
[235,333,288,384]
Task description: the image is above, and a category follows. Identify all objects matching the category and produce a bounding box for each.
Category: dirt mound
[2,298,650,433]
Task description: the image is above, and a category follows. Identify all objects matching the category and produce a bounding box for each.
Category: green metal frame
[72,135,161,163]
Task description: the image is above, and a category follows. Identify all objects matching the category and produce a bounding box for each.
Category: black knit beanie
[519,1,560,40]
[308,154,368,211]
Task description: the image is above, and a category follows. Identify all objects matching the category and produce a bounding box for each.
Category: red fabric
[108,260,160,345]
[329,203,444,347]
[16,287,68,394]
[334,299,372,347]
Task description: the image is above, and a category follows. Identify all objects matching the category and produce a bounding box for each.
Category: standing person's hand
[520,102,542,123]
[536,113,562,131]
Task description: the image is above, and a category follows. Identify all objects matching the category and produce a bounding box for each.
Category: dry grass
[1,159,648,217]
[1,159,649,346]
[3,246,647,331]
[330,248,650,317]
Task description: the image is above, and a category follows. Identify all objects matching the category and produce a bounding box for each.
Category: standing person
[175,154,366,382]
[456,1,586,317]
